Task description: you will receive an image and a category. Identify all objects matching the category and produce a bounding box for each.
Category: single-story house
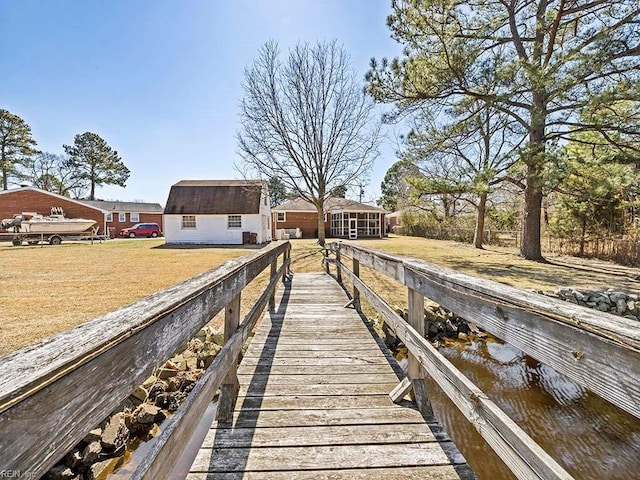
[0,186,109,234]
[163,180,272,245]
[272,197,386,240]
[81,200,164,237]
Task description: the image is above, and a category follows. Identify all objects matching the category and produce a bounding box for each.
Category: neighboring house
[272,197,386,240]
[387,206,424,234]
[163,180,271,245]
[0,186,109,234]
[81,200,164,238]
[387,211,403,232]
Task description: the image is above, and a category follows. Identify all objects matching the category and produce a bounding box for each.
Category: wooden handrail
[327,242,640,419]
[326,241,640,479]
[0,241,291,479]
[132,249,291,479]
[340,262,573,480]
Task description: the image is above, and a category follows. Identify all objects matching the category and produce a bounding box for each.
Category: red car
[119,223,161,238]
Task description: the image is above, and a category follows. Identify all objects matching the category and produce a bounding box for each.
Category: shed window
[106,213,113,222]
[181,215,196,229]
[130,212,140,222]
[118,213,126,222]
[276,212,286,222]
[228,215,242,228]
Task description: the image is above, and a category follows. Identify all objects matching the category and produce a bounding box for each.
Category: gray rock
[141,375,157,390]
[148,380,168,399]
[82,441,102,466]
[87,459,115,480]
[133,403,161,424]
[101,412,129,452]
[130,386,148,403]
[44,465,75,480]
[83,428,102,444]
[158,366,179,379]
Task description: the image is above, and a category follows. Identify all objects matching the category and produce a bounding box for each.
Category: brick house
[163,180,271,245]
[0,187,108,234]
[81,200,164,238]
[272,197,386,240]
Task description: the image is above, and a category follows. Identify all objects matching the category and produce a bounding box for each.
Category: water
[425,338,640,479]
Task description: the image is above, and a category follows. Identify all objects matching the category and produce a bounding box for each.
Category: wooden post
[269,257,277,310]
[282,246,289,283]
[324,248,330,274]
[216,293,241,423]
[352,258,360,308]
[407,287,433,419]
[335,244,342,283]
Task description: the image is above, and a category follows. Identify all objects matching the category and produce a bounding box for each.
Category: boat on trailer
[1,208,96,235]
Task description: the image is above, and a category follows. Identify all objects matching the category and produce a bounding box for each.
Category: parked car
[119,223,161,238]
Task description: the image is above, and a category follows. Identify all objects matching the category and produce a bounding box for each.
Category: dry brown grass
[0,239,257,355]
[346,235,640,291]
[2,235,638,356]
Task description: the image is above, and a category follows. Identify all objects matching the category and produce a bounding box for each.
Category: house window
[276,212,286,222]
[118,213,126,222]
[130,213,140,222]
[181,215,196,229]
[228,215,242,228]
[106,213,113,222]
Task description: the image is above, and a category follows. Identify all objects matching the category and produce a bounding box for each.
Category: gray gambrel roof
[81,200,164,213]
[164,180,267,215]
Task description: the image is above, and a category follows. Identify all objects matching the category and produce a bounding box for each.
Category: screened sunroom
[330,211,384,239]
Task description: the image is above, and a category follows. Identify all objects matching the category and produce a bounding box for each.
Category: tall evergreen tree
[367,0,640,260]
[268,176,289,207]
[0,109,37,190]
[64,132,129,200]
[377,160,423,211]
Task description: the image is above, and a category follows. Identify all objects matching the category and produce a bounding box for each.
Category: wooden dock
[187,272,474,479]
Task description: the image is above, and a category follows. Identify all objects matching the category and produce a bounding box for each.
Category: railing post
[407,287,433,419]
[269,256,277,311]
[282,243,291,282]
[216,292,241,423]
[324,248,330,274]
[352,257,360,308]
[335,243,342,283]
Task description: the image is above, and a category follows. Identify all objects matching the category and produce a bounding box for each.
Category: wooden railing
[0,241,291,480]
[325,241,640,480]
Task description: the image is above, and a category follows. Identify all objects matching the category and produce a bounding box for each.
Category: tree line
[367,0,639,260]
[0,109,129,200]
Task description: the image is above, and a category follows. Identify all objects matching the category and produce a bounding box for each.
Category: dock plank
[190,442,465,472]
[189,272,472,479]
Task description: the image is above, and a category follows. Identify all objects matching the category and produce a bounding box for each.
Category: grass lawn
[1,235,638,356]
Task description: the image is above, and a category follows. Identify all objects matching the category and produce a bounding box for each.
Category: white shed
[163,180,271,245]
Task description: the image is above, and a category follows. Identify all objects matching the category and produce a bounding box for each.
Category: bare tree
[29,152,88,198]
[237,40,380,245]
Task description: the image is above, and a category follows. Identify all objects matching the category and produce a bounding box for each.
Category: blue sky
[0,0,404,205]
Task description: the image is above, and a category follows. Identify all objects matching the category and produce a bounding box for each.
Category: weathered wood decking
[187,272,474,479]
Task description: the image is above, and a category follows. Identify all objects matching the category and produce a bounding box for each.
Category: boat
[1,207,96,234]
